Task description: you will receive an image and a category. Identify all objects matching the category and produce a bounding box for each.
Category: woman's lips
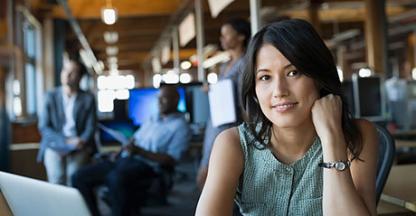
[272,102,298,112]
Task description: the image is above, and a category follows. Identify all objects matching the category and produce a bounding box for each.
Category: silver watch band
[319,160,351,171]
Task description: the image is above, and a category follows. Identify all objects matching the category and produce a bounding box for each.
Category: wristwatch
[319,160,351,171]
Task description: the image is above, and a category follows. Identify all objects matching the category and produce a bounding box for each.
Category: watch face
[335,162,346,171]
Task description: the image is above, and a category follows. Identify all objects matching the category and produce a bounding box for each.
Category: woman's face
[255,44,319,128]
[220,24,243,51]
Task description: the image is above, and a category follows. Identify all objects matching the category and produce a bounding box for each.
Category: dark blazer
[37,87,97,162]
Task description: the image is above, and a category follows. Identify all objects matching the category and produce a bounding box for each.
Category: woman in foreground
[196,19,378,216]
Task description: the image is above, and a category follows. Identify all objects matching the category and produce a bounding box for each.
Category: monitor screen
[128,87,187,126]
[341,80,355,116]
[113,99,129,120]
[352,74,385,120]
[407,80,416,99]
[186,84,210,125]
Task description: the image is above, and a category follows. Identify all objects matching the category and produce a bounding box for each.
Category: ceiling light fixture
[106,46,119,56]
[103,31,118,44]
[101,0,117,25]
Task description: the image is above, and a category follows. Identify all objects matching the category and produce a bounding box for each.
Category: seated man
[38,51,96,186]
[72,85,191,216]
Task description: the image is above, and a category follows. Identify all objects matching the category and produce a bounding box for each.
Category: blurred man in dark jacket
[38,51,96,186]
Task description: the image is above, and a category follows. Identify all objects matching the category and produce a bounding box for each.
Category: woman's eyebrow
[256,63,294,73]
[283,63,294,70]
[256,68,270,73]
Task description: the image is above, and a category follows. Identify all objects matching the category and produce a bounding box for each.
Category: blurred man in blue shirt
[72,85,191,216]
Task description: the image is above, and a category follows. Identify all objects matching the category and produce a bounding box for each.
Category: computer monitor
[407,80,416,99]
[352,74,386,121]
[341,80,355,116]
[128,87,187,126]
[405,80,416,129]
[183,83,210,125]
[113,99,129,120]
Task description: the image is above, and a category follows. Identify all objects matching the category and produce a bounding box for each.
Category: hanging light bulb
[101,0,117,25]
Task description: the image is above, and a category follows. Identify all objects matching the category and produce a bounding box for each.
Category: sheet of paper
[207,0,234,18]
[161,42,170,64]
[179,13,195,47]
[208,79,236,127]
[98,124,130,146]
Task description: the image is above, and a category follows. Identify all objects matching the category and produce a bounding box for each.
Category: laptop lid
[0,171,90,216]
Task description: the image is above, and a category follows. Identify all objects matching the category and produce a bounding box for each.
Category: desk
[0,192,12,216]
[395,140,416,149]
[393,130,416,140]
[377,164,416,215]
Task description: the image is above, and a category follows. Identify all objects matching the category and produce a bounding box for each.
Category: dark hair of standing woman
[223,18,251,49]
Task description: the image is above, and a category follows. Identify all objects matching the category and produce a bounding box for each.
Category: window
[11,8,42,120]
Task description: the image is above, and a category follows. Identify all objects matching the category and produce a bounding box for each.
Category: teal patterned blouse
[235,123,324,216]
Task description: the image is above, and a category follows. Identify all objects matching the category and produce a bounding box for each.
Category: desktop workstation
[99,83,209,142]
[342,74,416,215]
[97,83,209,176]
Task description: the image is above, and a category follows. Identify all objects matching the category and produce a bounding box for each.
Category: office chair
[374,124,396,205]
[96,163,175,209]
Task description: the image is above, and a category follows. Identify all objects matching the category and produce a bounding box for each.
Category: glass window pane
[25,63,36,115]
[23,22,36,58]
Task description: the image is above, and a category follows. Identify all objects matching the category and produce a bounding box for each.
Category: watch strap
[318,160,351,170]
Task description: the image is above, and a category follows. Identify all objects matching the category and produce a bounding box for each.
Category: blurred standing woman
[197,18,251,189]
[196,19,378,215]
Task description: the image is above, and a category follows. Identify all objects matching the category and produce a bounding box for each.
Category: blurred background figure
[37,51,97,186]
[72,85,191,216]
[197,18,250,189]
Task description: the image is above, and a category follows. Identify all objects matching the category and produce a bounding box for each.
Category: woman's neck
[270,120,317,164]
[228,46,244,61]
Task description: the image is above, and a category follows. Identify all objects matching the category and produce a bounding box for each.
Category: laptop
[0,171,90,216]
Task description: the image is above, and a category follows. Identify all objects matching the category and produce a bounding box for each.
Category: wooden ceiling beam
[0,20,6,43]
[92,39,156,52]
[279,5,406,23]
[97,48,196,65]
[50,0,183,19]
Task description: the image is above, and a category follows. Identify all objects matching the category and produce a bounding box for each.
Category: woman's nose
[272,77,289,98]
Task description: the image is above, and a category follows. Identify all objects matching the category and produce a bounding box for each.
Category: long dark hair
[241,19,363,160]
[224,18,251,49]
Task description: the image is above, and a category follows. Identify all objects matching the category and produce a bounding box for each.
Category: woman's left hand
[311,94,343,142]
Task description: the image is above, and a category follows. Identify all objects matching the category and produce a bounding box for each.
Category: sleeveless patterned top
[235,123,324,216]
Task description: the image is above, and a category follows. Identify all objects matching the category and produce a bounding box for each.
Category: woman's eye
[287,70,300,77]
[259,75,270,81]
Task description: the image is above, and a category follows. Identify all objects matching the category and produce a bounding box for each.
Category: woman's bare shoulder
[213,127,242,155]
[217,127,240,143]
[354,119,376,134]
[353,119,378,154]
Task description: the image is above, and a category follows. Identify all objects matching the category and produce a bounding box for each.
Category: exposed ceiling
[22,0,416,78]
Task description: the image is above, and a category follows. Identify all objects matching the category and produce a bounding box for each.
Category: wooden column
[195,0,205,82]
[364,0,388,75]
[307,0,322,36]
[250,0,261,36]
[42,17,55,92]
[337,45,351,80]
[400,33,416,79]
